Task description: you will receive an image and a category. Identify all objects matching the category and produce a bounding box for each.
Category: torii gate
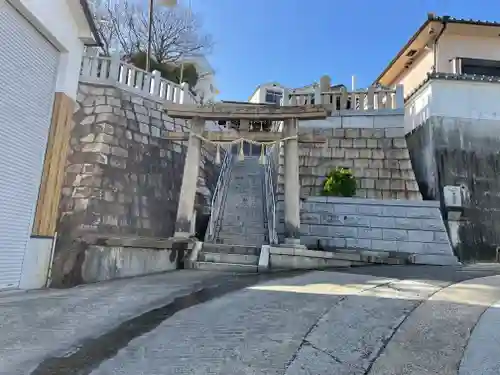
[163,102,328,245]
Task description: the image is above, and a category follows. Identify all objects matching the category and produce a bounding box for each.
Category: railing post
[282,88,290,106]
[108,53,121,83]
[151,70,161,97]
[180,82,190,104]
[314,84,322,105]
[395,84,404,109]
[367,86,375,110]
[81,55,92,78]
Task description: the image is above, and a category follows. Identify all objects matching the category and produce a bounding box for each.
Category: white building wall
[437,34,500,73]
[405,79,500,132]
[11,0,89,99]
[194,73,216,103]
[250,83,285,103]
[249,88,262,103]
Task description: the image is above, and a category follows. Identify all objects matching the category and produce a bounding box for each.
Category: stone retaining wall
[51,83,221,287]
[407,116,500,262]
[275,113,422,242]
[79,235,194,283]
[300,196,459,265]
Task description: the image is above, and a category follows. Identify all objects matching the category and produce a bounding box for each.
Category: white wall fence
[80,54,196,105]
[283,85,405,112]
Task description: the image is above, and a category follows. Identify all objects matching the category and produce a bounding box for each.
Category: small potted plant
[321,167,357,197]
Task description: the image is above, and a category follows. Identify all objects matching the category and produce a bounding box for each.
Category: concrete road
[2,265,500,375]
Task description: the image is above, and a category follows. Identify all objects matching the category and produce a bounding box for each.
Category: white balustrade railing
[205,149,233,242]
[284,85,404,111]
[80,54,195,104]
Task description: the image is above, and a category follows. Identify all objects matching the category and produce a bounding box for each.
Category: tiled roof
[374,14,500,85]
[428,15,500,27]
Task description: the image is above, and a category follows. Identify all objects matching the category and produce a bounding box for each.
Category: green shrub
[321,167,357,197]
[129,52,199,87]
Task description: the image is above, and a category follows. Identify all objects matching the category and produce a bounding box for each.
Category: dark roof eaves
[79,0,103,47]
[373,14,500,86]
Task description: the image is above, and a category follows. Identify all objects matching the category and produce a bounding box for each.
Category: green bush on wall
[321,167,357,197]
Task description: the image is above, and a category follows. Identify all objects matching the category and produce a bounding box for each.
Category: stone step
[217,236,265,246]
[218,233,266,241]
[214,156,267,246]
[218,226,266,235]
[219,225,266,232]
[193,261,258,273]
[220,216,265,222]
[202,243,260,256]
[198,252,259,265]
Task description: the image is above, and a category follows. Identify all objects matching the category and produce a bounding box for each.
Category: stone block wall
[52,83,221,287]
[275,113,422,241]
[300,196,459,265]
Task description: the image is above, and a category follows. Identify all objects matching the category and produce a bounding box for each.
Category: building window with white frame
[452,57,500,77]
[265,89,283,104]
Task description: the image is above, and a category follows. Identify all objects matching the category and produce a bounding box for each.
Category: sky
[187,0,500,101]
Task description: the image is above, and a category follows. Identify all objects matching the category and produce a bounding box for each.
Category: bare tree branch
[88,0,213,63]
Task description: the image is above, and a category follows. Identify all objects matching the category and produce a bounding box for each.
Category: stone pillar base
[168,236,198,269]
[284,238,304,247]
[275,240,307,251]
[173,231,192,239]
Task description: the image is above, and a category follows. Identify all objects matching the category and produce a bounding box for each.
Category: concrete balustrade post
[282,88,290,106]
[314,84,322,105]
[108,53,121,83]
[395,84,404,109]
[180,82,190,104]
[151,70,161,96]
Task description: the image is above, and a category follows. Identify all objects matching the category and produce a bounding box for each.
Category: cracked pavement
[2,265,500,374]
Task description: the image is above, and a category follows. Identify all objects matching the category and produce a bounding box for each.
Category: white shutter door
[0,3,59,289]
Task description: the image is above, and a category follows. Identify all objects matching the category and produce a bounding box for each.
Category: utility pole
[145,0,176,72]
[164,0,192,82]
[145,0,154,72]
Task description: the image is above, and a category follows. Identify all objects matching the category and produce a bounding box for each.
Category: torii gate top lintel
[165,102,328,121]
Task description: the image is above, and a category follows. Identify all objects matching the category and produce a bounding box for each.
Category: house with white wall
[249,82,348,105]
[181,55,219,103]
[373,13,500,132]
[373,14,500,261]
[0,0,100,290]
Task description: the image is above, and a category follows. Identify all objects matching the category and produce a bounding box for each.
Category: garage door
[0,2,59,289]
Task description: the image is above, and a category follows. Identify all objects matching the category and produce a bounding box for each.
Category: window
[265,89,283,104]
[456,58,500,77]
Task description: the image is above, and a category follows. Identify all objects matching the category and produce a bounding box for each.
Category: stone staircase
[194,156,267,272]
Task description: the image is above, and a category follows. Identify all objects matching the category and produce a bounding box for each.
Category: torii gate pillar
[174,117,204,238]
[283,118,301,245]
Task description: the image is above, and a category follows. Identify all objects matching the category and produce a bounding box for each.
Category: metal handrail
[264,145,279,245]
[205,149,233,242]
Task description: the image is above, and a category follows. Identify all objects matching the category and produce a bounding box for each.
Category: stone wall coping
[329,108,404,117]
[79,78,168,105]
[270,246,342,259]
[269,246,450,260]
[305,196,440,208]
[81,234,196,250]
